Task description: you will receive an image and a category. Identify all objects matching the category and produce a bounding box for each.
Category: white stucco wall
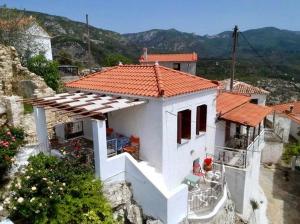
[108,100,163,171]
[142,61,196,75]
[267,113,291,143]
[162,89,217,189]
[290,120,300,141]
[24,23,53,60]
[250,94,267,106]
[224,135,264,218]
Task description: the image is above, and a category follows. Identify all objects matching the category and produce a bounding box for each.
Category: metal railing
[214,130,265,169]
[188,164,225,215]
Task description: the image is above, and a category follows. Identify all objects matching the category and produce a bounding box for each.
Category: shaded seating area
[106,128,140,160]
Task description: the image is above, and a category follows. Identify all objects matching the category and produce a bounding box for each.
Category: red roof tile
[216,92,250,114]
[65,65,216,98]
[139,53,197,63]
[219,79,269,95]
[221,103,273,127]
[272,101,300,124]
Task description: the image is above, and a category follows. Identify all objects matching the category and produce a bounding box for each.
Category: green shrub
[27,55,60,92]
[5,154,115,224]
[0,126,25,178]
[282,143,300,164]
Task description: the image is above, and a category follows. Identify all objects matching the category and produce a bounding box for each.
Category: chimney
[289,104,294,113]
[143,48,148,60]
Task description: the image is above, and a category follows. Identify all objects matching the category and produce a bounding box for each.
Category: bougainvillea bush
[4,154,115,224]
[0,126,25,177]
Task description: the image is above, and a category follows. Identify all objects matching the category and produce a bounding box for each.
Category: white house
[214,91,272,218]
[219,79,269,105]
[139,49,197,75]
[23,22,53,60]
[30,64,272,223]
[267,101,300,142]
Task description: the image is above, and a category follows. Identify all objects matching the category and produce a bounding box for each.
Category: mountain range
[14,9,300,82]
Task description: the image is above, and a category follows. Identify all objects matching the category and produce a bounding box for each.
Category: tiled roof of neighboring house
[66,64,216,98]
[272,101,300,124]
[216,92,250,115]
[221,103,273,127]
[139,52,198,63]
[216,92,273,127]
[219,79,269,95]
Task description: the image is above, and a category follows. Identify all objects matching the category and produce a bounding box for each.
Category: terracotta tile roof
[221,103,273,127]
[219,79,269,95]
[216,92,250,115]
[65,64,216,98]
[272,101,300,124]
[139,52,198,63]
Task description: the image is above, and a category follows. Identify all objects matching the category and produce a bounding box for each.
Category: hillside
[3,8,300,83]
[21,10,141,66]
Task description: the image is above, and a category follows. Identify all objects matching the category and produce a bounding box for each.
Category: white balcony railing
[188,164,225,215]
[214,129,265,169]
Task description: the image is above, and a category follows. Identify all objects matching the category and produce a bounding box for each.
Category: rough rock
[103,181,152,224]
[103,182,132,208]
[0,102,6,115]
[126,203,143,224]
[0,44,73,142]
[146,220,164,224]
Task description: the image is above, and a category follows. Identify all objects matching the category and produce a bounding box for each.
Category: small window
[177,109,191,144]
[196,105,207,135]
[250,99,258,104]
[173,63,181,71]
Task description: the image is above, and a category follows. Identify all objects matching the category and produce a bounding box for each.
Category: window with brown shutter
[196,105,207,135]
[177,109,191,144]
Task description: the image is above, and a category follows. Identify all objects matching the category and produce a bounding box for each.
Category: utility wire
[239,31,285,76]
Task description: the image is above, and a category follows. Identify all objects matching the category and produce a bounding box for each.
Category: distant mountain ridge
[6,8,300,81]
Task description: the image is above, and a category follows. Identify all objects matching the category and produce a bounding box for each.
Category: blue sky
[2,0,300,35]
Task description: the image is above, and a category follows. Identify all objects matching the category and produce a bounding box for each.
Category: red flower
[204,157,212,166]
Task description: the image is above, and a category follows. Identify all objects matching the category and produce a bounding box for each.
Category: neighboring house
[139,48,197,75]
[219,79,269,105]
[30,64,272,223]
[23,22,53,60]
[214,92,272,217]
[268,101,300,142]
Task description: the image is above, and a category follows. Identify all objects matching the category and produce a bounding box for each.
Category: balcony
[187,164,226,216]
[214,129,265,168]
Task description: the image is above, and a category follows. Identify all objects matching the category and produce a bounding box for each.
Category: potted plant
[203,157,213,171]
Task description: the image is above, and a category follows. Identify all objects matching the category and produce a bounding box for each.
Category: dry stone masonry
[0,44,70,142]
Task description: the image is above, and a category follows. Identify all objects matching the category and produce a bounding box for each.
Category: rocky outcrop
[103,182,163,224]
[0,44,70,142]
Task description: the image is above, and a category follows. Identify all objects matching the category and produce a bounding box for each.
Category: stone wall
[0,44,70,142]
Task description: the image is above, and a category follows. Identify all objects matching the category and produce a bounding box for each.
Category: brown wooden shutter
[186,110,191,139]
[196,106,200,135]
[200,105,207,132]
[177,112,182,144]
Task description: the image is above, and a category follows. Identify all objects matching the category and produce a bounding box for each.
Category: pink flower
[6,131,11,136]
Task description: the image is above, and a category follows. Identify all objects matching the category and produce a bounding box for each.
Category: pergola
[22,91,146,120]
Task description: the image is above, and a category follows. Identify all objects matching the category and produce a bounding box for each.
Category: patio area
[49,124,141,167]
[185,164,225,215]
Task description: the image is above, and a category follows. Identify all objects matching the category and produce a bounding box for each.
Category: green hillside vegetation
[2,7,300,83]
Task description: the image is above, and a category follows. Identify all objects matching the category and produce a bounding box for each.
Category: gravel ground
[259,165,300,224]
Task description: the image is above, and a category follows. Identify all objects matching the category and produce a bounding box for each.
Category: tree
[27,55,60,91]
[103,53,132,66]
[57,50,73,65]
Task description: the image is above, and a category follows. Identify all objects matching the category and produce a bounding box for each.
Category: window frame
[177,109,191,144]
[196,104,207,135]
